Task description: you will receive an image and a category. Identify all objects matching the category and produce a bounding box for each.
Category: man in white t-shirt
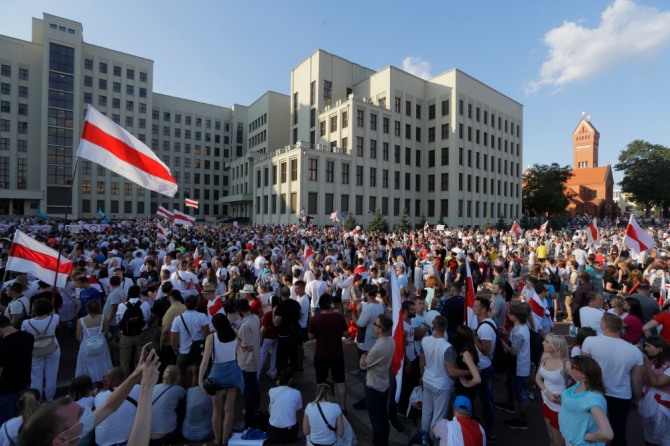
[171,295,210,376]
[582,313,643,446]
[579,291,606,335]
[94,367,140,446]
[170,260,199,297]
[305,269,328,316]
[474,296,497,442]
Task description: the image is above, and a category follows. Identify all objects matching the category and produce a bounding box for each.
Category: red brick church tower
[565,114,617,218]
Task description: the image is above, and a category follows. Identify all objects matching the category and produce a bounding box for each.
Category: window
[341,163,349,184]
[126,68,134,80]
[441,173,449,191]
[415,174,421,192]
[370,113,377,130]
[17,139,27,152]
[357,109,364,127]
[370,139,377,159]
[394,145,400,163]
[325,193,334,214]
[290,159,298,181]
[326,160,334,183]
[356,165,363,186]
[428,127,435,142]
[84,59,93,70]
[383,117,389,134]
[330,115,337,132]
[98,95,107,107]
[18,86,27,98]
[406,124,411,140]
[415,149,421,167]
[19,68,28,80]
[126,85,134,95]
[441,99,449,116]
[84,75,93,87]
[0,83,9,95]
[415,127,421,142]
[395,97,401,113]
[416,104,421,119]
[112,98,120,109]
[342,110,348,128]
[18,103,28,115]
[394,120,401,137]
[356,137,364,157]
[369,167,376,187]
[458,173,463,191]
[281,162,287,183]
[459,100,464,115]
[405,100,411,116]
[17,121,27,134]
[323,80,332,105]
[383,142,389,161]
[319,120,326,137]
[341,194,349,213]
[405,172,410,191]
[17,158,27,189]
[382,169,388,188]
[394,171,400,189]
[405,147,411,165]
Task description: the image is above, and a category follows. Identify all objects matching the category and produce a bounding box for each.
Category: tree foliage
[615,140,670,216]
[367,209,389,233]
[495,216,508,231]
[395,207,411,233]
[522,163,573,217]
[342,212,358,231]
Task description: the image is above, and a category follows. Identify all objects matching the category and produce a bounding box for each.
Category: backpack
[547,267,561,291]
[504,281,514,301]
[120,300,145,336]
[478,320,507,374]
[529,328,544,365]
[30,315,58,357]
[81,317,106,356]
[469,261,482,286]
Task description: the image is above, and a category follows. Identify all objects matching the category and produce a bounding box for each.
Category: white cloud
[525,0,670,95]
[402,56,432,79]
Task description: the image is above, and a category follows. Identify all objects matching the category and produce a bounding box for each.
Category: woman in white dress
[75,299,112,383]
[21,297,60,401]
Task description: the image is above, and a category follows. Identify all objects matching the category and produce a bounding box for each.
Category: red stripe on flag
[82,121,177,185]
[391,308,405,375]
[9,243,73,275]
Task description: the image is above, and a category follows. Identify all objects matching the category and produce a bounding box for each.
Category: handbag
[180,315,205,363]
[30,316,58,357]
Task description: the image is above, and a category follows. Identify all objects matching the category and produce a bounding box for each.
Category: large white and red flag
[624,215,655,254]
[303,246,314,269]
[539,220,549,236]
[7,230,73,288]
[185,198,199,209]
[390,262,405,403]
[156,223,169,240]
[463,252,478,329]
[587,218,600,247]
[76,105,178,197]
[156,206,173,219]
[173,209,195,227]
[511,220,522,236]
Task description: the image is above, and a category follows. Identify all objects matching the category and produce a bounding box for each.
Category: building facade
[1,15,523,227]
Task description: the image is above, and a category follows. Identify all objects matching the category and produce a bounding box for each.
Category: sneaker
[494,402,515,414]
[349,369,366,377]
[563,317,573,323]
[352,399,367,410]
[389,418,404,433]
[504,418,528,430]
[528,391,535,401]
[487,433,497,444]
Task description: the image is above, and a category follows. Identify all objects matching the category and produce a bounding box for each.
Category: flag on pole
[539,220,549,236]
[173,209,195,227]
[390,261,404,403]
[7,230,73,288]
[329,211,339,224]
[463,251,478,329]
[193,248,200,270]
[156,206,173,219]
[185,198,199,209]
[623,215,655,254]
[157,223,169,240]
[76,105,178,197]
[303,246,314,269]
[511,220,522,236]
[424,220,430,231]
[587,218,600,247]
[97,209,105,218]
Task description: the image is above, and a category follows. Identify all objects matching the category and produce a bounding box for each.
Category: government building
[0,13,523,227]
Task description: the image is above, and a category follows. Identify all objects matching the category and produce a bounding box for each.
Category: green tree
[615,140,670,217]
[367,209,389,233]
[482,218,493,230]
[342,212,358,231]
[395,207,411,233]
[495,216,507,231]
[522,163,573,217]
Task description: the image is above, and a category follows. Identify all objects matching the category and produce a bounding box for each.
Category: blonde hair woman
[304,383,344,446]
[536,334,570,446]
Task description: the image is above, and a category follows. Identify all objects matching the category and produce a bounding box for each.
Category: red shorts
[542,402,559,430]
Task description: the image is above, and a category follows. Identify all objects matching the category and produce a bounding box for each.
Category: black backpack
[547,267,561,291]
[529,328,544,365]
[469,261,482,286]
[478,320,507,374]
[120,300,144,336]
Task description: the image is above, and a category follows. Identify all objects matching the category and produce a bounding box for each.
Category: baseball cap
[454,395,472,413]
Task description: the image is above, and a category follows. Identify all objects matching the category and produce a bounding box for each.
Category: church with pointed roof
[564,115,618,218]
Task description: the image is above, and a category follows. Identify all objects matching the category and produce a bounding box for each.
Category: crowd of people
[0,215,668,445]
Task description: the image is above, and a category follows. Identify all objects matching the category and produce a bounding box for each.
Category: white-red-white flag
[157,223,169,240]
[329,211,339,224]
[193,249,200,270]
[185,198,199,209]
[624,215,656,254]
[303,246,314,269]
[7,230,73,288]
[76,106,177,197]
[587,218,600,247]
[173,209,195,227]
[156,206,173,219]
[463,253,478,329]
[390,264,404,403]
[511,220,522,236]
[424,220,430,231]
[539,220,549,236]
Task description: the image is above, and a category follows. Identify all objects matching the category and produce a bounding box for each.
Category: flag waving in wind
[539,220,549,236]
[173,209,195,227]
[587,218,600,247]
[390,261,405,403]
[463,252,478,329]
[157,223,169,240]
[624,215,655,254]
[185,198,199,209]
[77,105,178,197]
[7,230,73,288]
[511,220,522,236]
[329,211,339,224]
[156,206,173,219]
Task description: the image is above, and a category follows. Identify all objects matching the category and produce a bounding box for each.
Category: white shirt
[115,298,151,330]
[94,385,140,446]
[305,401,341,445]
[170,310,209,354]
[305,279,327,309]
[151,383,186,435]
[5,296,30,320]
[268,386,302,429]
[582,335,643,399]
[295,293,310,328]
[421,335,453,390]
[579,307,605,335]
[170,270,199,296]
[476,317,497,370]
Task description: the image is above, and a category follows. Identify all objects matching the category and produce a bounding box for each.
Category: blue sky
[3,0,670,185]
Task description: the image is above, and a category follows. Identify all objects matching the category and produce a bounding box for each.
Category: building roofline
[292,49,375,73]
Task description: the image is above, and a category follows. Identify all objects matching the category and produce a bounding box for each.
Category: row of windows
[0,101,29,115]
[81,199,147,215]
[0,138,28,152]
[83,59,147,82]
[153,110,226,132]
[457,124,520,155]
[0,157,27,189]
[0,83,29,98]
[457,99,520,137]
[0,119,28,133]
[83,76,147,98]
[0,65,29,80]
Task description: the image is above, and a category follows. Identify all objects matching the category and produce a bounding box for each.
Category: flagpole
[52,159,79,293]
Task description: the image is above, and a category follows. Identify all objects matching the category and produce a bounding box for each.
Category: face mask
[78,406,95,439]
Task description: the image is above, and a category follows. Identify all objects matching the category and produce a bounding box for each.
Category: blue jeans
[366,386,389,446]
[478,366,495,435]
[242,371,260,427]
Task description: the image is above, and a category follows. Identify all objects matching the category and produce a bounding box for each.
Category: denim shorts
[207,360,244,393]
